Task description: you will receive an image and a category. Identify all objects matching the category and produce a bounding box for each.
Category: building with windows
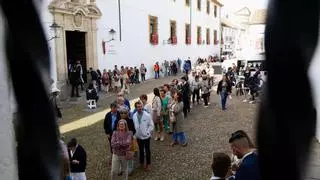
[248,9,267,55]
[222,7,266,61]
[40,0,222,89]
[221,17,246,59]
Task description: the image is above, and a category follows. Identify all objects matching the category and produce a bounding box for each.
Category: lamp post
[102,29,116,54]
[104,28,116,43]
[108,29,116,42]
[48,7,61,42]
[48,22,61,41]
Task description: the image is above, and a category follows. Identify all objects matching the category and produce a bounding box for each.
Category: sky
[221,0,269,12]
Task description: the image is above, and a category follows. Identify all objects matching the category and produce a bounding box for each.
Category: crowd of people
[67,58,195,107]
[51,57,265,180]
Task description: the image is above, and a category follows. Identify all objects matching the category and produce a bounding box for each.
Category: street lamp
[105,28,116,42]
[48,22,61,41]
[48,7,62,41]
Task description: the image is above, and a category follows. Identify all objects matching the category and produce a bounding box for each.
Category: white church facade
[39,0,222,88]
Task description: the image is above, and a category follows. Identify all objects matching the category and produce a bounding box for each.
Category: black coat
[217,80,232,94]
[91,71,99,81]
[68,145,87,173]
[86,88,98,100]
[103,111,121,135]
[180,82,190,100]
[69,68,80,86]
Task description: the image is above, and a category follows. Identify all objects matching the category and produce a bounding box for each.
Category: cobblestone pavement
[62,90,259,179]
[60,75,320,180]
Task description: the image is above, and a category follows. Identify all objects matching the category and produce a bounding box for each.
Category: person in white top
[209,65,215,86]
[132,101,154,171]
[139,94,152,114]
[152,88,163,141]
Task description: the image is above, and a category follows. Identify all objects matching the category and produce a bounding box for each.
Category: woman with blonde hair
[111,120,133,180]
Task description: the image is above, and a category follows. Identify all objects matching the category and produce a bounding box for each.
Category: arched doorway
[48,0,102,85]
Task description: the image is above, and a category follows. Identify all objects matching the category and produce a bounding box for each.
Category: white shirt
[70,144,78,158]
[210,176,224,180]
[143,103,152,114]
[132,111,154,140]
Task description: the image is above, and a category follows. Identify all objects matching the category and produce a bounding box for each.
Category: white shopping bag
[229,95,233,100]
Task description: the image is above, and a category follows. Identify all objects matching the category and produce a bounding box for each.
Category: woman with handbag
[118,108,137,176]
[169,92,188,147]
[111,120,133,180]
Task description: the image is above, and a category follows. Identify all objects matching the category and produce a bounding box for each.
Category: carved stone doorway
[48,0,102,86]
[66,31,87,82]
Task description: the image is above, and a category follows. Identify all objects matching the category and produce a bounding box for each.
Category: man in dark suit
[229,133,261,180]
[103,102,121,166]
[67,138,87,180]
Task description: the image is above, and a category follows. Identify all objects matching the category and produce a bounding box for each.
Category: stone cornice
[48,0,102,19]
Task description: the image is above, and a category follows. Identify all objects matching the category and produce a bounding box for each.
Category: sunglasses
[120,112,127,114]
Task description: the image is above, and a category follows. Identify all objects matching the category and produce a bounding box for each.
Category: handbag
[130,139,138,152]
[169,103,176,123]
[169,111,176,123]
[160,109,168,116]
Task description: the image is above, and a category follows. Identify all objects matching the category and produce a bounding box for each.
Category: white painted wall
[96,0,221,79]
[39,0,221,81]
[39,0,56,83]
[244,24,265,56]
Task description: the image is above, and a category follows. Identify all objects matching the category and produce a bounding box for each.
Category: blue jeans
[155,71,159,79]
[220,91,228,110]
[172,132,187,144]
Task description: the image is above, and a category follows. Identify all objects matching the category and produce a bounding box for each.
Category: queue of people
[101,71,211,179]
[67,58,188,99]
[56,57,264,180]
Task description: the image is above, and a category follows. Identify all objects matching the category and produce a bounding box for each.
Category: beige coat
[170,101,184,132]
[152,96,162,122]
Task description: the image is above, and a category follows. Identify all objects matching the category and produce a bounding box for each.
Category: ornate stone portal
[48,0,102,83]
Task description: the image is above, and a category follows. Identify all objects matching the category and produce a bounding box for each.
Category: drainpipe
[118,0,122,41]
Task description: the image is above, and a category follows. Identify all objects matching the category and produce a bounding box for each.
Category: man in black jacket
[180,76,191,117]
[67,138,87,180]
[70,64,81,97]
[103,102,121,166]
